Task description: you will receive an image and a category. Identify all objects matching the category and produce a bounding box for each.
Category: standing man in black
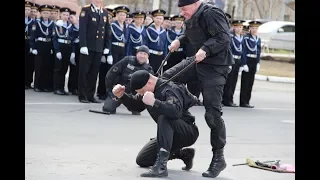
[165,0,233,178]
[78,0,111,103]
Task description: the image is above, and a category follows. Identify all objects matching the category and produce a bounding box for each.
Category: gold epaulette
[83,4,90,8]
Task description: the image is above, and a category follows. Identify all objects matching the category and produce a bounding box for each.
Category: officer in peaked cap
[78,1,111,103]
[239,20,262,108]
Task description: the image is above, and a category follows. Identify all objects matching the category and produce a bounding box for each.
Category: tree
[252,0,282,19]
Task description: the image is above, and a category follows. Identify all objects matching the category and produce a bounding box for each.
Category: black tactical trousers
[102,95,122,113]
[25,41,35,87]
[136,115,199,167]
[163,59,229,151]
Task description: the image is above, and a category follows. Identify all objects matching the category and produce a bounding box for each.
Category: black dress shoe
[80,99,90,103]
[54,90,67,95]
[71,90,78,95]
[131,111,141,115]
[34,88,43,92]
[88,98,100,103]
[223,102,238,107]
[240,104,254,108]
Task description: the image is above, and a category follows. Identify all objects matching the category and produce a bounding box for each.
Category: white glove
[101,55,106,63]
[103,48,110,54]
[80,47,89,55]
[146,59,150,64]
[55,20,64,27]
[142,91,155,106]
[29,48,32,53]
[243,65,249,72]
[239,66,244,72]
[32,49,38,55]
[256,63,260,72]
[70,53,76,65]
[51,49,53,54]
[229,66,232,70]
[56,52,62,60]
[164,61,167,66]
[107,55,113,65]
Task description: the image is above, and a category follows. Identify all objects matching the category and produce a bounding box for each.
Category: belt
[112,42,125,47]
[58,39,71,44]
[233,55,241,59]
[149,49,163,56]
[74,38,79,43]
[36,37,51,42]
[25,36,30,40]
[247,54,257,58]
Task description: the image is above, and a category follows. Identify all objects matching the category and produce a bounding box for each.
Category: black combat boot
[202,149,226,178]
[169,148,195,171]
[140,150,170,177]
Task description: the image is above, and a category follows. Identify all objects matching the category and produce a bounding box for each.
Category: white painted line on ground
[281,120,295,124]
[25,102,102,105]
[250,107,295,111]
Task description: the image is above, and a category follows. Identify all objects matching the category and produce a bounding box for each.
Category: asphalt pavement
[25,80,295,180]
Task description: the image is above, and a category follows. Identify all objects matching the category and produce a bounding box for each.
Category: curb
[239,72,295,84]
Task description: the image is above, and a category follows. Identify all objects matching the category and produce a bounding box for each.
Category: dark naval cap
[137,45,150,55]
[130,70,151,90]
[178,0,199,7]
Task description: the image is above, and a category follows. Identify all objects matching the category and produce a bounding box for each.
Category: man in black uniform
[112,70,199,177]
[166,0,233,178]
[78,0,111,103]
[102,45,153,115]
[25,1,35,89]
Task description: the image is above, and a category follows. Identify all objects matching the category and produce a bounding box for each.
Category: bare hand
[142,91,156,106]
[195,49,207,63]
[112,84,125,98]
[169,40,180,52]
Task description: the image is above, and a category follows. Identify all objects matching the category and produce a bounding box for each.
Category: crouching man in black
[103,45,154,115]
[112,70,199,177]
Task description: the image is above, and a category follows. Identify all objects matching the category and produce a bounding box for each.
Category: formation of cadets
[25,1,261,108]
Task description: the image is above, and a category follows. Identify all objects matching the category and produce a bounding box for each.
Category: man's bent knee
[205,112,223,129]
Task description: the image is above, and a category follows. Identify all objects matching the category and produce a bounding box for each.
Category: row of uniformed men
[25,1,193,100]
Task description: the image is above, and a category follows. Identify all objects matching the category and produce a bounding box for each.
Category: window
[281,25,295,32]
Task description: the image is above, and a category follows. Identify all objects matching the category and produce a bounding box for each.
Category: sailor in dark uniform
[50,5,60,22]
[125,13,133,27]
[29,5,56,92]
[144,11,153,27]
[110,6,130,66]
[126,10,147,56]
[239,21,262,108]
[146,9,168,72]
[222,20,245,107]
[97,8,114,100]
[78,2,111,103]
[25,1,35,89]
[52,7,74,95]
[163,15,186,71]
[30,3,40,20]
[67,10,80,95]
[162,16,171,30]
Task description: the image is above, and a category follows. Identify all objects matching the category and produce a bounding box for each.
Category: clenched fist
[168,39,180,52]
[112,84,125,98]
[142,91,156,106]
